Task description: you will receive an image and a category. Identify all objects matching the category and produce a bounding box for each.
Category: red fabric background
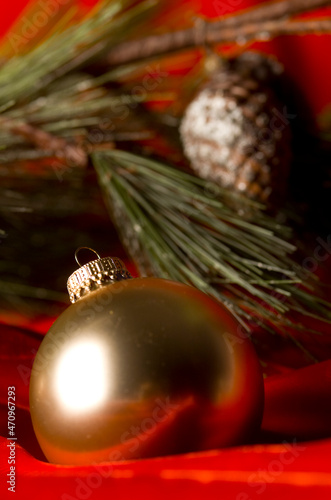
[0,1,331,499]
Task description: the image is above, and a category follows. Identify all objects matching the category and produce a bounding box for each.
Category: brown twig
[105,0,331,65]
[1,120,88,167]
[209,18,331,44]
[253,18,331,37]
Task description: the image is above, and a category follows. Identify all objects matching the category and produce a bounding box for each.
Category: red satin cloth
[0,320,331,499]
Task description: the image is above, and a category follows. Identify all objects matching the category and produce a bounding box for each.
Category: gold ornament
[30,248,264,465]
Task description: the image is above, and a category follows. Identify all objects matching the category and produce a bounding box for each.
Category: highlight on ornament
[54,339,111,413]
[29,249,264,465]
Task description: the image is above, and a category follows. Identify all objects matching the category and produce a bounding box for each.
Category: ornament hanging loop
[74,247,101,267]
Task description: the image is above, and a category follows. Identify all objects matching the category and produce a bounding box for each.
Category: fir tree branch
[92,149,331,333]
[105,0,331,65]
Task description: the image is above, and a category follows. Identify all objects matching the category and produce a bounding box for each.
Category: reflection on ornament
[30,248,264,465]
[54,340,111,413]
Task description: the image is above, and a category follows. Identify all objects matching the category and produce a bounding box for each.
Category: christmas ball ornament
[29,248,264,465]
[180,52,292,203]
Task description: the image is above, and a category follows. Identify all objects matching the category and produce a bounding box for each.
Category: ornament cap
[67,248,132,303]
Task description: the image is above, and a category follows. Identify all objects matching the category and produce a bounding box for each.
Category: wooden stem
[2,120,88,167]
[105,0,331,65]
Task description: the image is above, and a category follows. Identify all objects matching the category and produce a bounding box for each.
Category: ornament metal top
[67,247,132,303]
[30,249,264,465]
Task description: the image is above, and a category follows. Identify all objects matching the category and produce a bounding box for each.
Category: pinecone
[180,52,292,203]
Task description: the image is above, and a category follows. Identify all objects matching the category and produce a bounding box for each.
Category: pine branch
[92,149,331,334]
[105,0,331,65]
[0,67,156,165]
